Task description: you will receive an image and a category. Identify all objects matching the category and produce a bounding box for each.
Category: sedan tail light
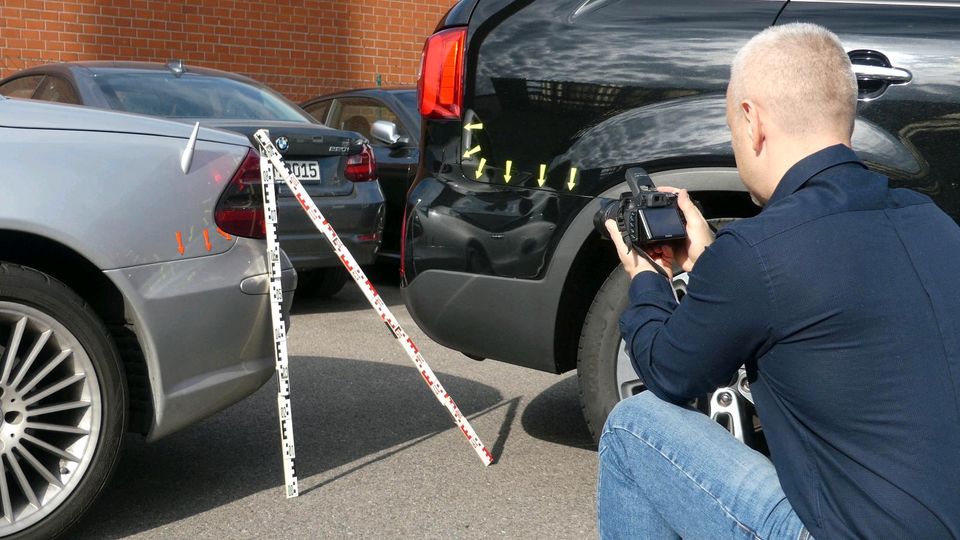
[418,26,467,120]
[344,143,376,182]
[215,148,266,239]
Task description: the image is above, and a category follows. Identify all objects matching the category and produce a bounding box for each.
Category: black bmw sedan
[301,88,419,259]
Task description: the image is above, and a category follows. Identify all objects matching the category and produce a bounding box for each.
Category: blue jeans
[597,392,811,540]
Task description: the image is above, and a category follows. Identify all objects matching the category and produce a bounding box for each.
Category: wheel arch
[552,167,753,373]
[0,229,153,434]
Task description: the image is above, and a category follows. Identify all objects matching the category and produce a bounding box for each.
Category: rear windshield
[91,72,311,122]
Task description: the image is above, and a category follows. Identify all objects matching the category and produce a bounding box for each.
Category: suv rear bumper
[403,268,559,373]
[402,172,625,375]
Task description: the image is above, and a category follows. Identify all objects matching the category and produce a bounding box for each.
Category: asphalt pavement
[70,267,599,539]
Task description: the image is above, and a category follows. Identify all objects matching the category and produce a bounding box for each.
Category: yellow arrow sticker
[504,160,513,183]
[464,122,484,131]
[537,164,547,187]
[463,145,482,158]
[567,167,578,191]
[475,157,487,180]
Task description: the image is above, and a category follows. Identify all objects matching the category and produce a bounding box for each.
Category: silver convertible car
[0,97,296,537]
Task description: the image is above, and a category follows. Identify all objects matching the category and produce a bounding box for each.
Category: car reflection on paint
[409,181,557,277]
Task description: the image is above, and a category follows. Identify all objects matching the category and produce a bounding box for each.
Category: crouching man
[598,23,960,539]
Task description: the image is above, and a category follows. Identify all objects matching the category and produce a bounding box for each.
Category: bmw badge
[276,136,289,153]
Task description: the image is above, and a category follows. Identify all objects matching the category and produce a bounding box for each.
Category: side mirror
[371,120,410,148]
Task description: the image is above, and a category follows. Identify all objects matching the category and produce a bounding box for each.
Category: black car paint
[403,0,960,374]
[777,2,960,220]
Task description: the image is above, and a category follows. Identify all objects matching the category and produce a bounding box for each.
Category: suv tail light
[418,26,467,120]
[345,143,376,182]
[215,148,266,239]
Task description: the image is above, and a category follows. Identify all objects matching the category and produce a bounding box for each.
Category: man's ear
[740,100,764,155]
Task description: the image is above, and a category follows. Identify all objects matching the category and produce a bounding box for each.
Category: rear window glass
[0,76,44,98]
[91,72,311,122]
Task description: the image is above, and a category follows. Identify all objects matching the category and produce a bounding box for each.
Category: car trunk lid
[199,119,366,197]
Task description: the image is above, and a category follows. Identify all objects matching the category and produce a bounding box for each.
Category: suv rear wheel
[0,263,126,538]
[577,265,689,442]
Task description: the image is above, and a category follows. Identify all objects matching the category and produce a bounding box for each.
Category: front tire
[0,263,126,539]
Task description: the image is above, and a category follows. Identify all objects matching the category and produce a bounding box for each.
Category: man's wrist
[628,270,676,302]
[630,267,660,279]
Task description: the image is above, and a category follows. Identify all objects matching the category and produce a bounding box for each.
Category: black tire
[577,265,634,443]
[297,268,349,298]
[0,263,127,539]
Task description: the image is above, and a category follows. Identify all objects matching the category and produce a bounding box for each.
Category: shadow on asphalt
[521,374,596,450]
[291,263,403,315]
[71,356,502,538]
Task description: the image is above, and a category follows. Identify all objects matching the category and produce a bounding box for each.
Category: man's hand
[656,187,715,272]
[604,220,676,279]
[604,188,715,279]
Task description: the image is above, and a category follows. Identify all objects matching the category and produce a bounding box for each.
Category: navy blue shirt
[621,145,960,539]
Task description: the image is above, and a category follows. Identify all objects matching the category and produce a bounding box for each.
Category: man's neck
[766,136,852,199]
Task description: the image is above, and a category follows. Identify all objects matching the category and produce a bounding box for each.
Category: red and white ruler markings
[259,148,300,498]
[255,130,493,494]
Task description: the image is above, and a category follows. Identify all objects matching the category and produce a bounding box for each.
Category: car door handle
[852,64,912,84]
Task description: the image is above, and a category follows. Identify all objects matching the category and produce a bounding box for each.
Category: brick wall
[0,0,456,101]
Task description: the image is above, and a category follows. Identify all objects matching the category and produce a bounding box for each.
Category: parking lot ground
[71,268,599,539]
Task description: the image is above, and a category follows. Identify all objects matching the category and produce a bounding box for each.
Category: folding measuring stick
[256,130,493,497]
[259,146,299,498]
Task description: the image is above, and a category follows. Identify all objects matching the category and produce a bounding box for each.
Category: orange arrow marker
[216,227,233,241]
[203,228,212,252]
[175,231,185,256]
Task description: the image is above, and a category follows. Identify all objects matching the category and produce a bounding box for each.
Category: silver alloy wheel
[0,303,101,534]
[614,272,690,400]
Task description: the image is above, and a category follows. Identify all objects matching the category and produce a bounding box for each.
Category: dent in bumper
[105,240,296,441]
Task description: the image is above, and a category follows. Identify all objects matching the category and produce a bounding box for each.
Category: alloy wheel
[0,303,102,535]
[614,272,689,400]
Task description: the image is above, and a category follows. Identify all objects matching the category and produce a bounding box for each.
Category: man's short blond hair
[730,23,857,138]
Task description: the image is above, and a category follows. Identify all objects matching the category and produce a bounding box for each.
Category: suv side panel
[408,0,783,277]
[778,1,960,221]
[404,0,784,370]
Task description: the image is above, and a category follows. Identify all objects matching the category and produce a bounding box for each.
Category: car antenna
[167,59,186,78]
[181,122,200,174]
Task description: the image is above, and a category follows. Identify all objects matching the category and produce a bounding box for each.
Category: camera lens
[594,198,620,239]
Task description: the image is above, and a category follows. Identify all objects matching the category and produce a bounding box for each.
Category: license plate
[286,161,321,183]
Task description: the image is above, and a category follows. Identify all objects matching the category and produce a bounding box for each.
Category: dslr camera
[594,167,687,250]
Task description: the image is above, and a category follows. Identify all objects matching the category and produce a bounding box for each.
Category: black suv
[402,0,960,440]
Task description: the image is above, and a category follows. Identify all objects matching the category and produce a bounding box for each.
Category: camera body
[594,168,687,249]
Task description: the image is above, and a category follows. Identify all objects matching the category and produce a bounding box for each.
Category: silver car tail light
[215,148,266,239]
